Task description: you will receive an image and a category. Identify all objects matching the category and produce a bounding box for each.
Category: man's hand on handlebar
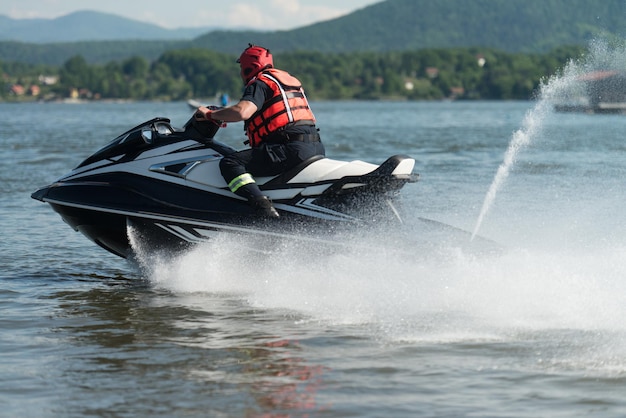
[194,106,226,127]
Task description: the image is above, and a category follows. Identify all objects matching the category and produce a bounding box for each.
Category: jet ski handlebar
[183,105,224,144]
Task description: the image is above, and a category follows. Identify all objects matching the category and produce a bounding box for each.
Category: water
[2,97,625,417]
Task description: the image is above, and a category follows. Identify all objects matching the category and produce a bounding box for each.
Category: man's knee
[219,155,243,180]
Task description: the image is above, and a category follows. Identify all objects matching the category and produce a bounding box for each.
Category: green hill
[196,0,624,54]
[1,0,624,65]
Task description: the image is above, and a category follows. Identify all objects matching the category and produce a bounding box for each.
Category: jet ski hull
[34,176,409,258]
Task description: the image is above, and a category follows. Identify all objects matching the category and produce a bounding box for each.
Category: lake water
[1,99,625,417]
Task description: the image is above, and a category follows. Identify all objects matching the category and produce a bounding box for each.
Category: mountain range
[1,0,624,66]
[0,10,216,43]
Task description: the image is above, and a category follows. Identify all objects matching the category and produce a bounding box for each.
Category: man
[194,44,325,218]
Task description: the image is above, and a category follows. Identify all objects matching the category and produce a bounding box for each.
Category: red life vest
[245,69,316,147]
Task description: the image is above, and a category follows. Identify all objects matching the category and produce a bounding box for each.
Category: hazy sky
[1,0,382,30]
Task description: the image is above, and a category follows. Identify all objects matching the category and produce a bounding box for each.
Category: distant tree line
[1,46,585,102]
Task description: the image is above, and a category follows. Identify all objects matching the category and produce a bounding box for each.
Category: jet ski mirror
[141,128,154,144]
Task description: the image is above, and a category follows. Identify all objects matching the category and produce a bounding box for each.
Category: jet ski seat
[258,155,379,186]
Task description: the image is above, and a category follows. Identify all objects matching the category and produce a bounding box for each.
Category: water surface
[1,100,625,417]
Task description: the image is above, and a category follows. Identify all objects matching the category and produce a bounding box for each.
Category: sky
[0,0,382,30]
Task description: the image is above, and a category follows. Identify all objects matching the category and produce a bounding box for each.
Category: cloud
[0,0,376,30]
[225,0,349,30]
[271,0,301,14]
[229,3,266,29]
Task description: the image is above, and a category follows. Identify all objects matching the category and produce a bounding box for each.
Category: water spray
[470,40,622,241]
[470,100,549,240]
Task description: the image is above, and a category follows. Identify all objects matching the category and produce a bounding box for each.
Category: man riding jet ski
[194,44,325,218]
[31,47,419,259]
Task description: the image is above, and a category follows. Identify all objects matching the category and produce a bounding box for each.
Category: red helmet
[237,44,273,83]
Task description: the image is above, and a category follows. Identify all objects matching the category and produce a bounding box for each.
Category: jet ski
[31,114,419,258]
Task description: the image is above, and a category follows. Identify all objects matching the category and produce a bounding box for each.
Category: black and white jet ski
[32,114,419,258]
